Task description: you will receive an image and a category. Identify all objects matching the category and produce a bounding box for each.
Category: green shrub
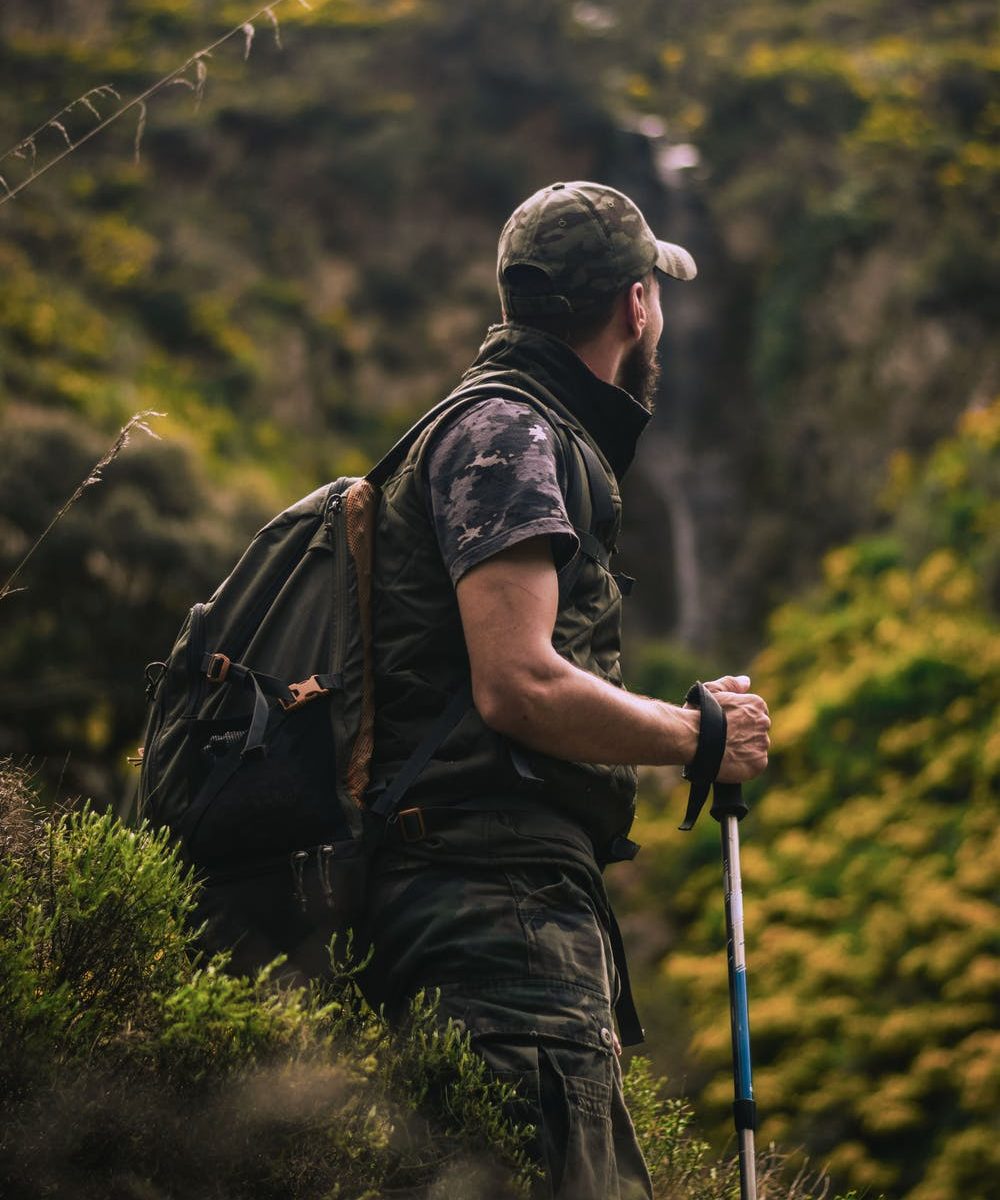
[0,762,867,1199]
[0,762,535,1199]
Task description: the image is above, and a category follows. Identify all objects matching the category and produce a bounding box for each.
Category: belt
[381,800,645,1047]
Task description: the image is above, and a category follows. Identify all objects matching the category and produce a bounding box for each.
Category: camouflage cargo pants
[361,805,653,1200]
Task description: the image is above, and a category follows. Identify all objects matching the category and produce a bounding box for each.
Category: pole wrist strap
[679,681,727,831]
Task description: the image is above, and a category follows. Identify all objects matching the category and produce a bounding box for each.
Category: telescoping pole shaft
[678,683,759,1200]
[719,802,757,1200]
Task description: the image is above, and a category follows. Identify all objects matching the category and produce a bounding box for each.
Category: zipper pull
[325,492,343,532]
[289,850,308,913]
[317,844,335,908]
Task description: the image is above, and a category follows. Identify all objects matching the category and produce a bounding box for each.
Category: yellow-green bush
[642,402,1000,1199]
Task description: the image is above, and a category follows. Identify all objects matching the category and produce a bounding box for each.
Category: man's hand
[699,675,770,784]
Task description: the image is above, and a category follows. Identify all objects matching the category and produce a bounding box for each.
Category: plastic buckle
[205,653,231,684]
[396,808,426,843]
[280,675,332,712]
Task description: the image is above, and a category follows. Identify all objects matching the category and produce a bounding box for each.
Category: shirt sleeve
[425,397,580,585]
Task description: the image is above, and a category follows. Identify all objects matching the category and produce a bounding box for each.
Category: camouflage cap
[497,180,697,318]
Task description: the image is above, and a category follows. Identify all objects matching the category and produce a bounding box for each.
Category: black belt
[382,801,645,1047]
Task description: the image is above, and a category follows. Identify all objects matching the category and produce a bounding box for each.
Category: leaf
[49,120,72,148]
[242,22,255,60]
[195,56,209,108]
[266,7,282,50]
[13,137,36,169]
[133,101,147,164]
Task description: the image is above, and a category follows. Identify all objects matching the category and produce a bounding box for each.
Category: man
[362,182,770,1198]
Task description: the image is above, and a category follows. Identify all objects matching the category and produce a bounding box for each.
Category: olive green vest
[369,324,650,851]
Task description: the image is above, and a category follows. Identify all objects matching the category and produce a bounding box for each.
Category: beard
[616,326,661,414]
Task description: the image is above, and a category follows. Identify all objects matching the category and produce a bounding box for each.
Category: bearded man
[362,181,770,1198]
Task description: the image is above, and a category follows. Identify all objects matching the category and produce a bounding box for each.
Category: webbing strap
[200,653,293,703]
[243,673,271,756]
[556,431,615,597]
[199,651,296,759]
[367,381,533,488]
[607,904,645,1046]
[576,530,611,571]
[572,432,615,530]
[679,682,728,831]
[370,683,474,820]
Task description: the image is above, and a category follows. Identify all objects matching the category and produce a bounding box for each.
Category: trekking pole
[679,682,758,1200]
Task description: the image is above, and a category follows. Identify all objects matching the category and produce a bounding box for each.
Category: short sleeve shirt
[426,398,579,585]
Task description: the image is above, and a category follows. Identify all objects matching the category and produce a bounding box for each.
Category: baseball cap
[497,180,697,318]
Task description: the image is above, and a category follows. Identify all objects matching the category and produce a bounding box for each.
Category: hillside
[1,2,997,1195]
[620,400,1000,1198]
[2,0,996,800]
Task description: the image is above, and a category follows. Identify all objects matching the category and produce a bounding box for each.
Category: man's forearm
[475,648,699,766]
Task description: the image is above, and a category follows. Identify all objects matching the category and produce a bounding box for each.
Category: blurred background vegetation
[0,1,996,1196]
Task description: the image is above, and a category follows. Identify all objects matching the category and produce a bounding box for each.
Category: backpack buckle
[281,675,331,712]
[396,807,426,842]
[205,653,231,684]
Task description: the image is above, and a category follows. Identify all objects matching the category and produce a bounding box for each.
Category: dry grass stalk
[0,411,165,603]
[0,0,314,204]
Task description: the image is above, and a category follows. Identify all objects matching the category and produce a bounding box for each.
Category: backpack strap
[404,377,617,574]
[366,385,506,488]
[553,429,615,600]
[368,683,474,821]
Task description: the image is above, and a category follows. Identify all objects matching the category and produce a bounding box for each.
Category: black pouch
[184,702,352,869]
[193,837,370,986]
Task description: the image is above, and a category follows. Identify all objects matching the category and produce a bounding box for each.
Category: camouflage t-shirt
[426,398,579,585]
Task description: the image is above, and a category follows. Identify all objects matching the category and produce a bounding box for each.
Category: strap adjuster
[205,653,231,684]
[280,675,332,712]
[396,807,426,842]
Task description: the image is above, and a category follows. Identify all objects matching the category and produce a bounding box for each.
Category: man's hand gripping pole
[680,681,758,1200]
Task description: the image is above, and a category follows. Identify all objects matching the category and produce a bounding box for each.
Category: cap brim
[655,239,697,281]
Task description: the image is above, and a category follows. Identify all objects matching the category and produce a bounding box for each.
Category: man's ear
[625,280,647,340]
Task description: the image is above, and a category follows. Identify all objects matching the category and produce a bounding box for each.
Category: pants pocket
[474,1035,619,1200]
[507,873,614,993]
[538,1041,614,1200]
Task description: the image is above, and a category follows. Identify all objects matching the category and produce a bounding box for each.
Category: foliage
[2,1,998,1193]
[624,1055,870,1200]
[0,404,274,803]
[0,761,870,1199]
[0,0,633,802]
[630,401,1000,1198]
[2,0,997,789]
[0,760,539,1199]
[611,0,1000,633]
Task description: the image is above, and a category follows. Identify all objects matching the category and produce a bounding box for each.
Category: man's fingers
[714,686,771,782]
[704,674,751,694]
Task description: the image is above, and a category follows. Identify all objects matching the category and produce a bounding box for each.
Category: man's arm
[456,536,770,783]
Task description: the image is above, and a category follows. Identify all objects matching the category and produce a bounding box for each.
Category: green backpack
[137,384,613,981]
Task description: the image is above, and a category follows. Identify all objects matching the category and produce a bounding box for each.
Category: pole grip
[711,781,749,822]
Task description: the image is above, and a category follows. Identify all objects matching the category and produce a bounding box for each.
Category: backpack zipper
[187,602,208,712]
[327,492,349,677]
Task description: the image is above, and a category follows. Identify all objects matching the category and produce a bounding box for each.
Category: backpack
[136,384,615,983]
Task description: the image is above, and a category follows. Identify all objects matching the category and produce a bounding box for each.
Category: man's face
[617,275,663,413]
